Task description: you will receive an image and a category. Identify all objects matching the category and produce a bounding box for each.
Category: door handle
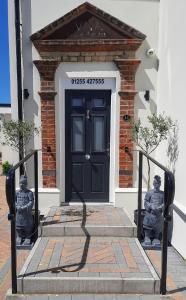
[85,154,90,160]
[86,109,90,120]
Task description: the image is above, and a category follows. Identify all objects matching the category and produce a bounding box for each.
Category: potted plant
[132,113,178,238]
[0,119,39,159]
[132,113,177,189]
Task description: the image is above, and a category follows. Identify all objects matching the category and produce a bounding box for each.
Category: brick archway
[31,2,146,188]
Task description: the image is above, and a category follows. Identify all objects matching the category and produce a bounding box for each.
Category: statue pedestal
[16,243,34,250]
[141,243,161,250]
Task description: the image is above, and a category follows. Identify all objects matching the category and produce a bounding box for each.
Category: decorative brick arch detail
[32,2,145,188]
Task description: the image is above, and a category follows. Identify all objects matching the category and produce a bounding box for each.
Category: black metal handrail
[6,150,39,294]
[137,150,175,295]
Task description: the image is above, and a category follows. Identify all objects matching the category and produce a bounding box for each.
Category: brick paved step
[17,237,160,295]
[6,290,174,300]
[41,206,137,237]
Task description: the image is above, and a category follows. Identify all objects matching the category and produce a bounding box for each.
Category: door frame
[65,89,111,202]
[55,62,121,204]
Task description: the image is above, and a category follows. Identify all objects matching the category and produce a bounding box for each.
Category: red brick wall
[114,60,141,187]
[41,98,56,187]
[119,92,136,187]
[34,61,59,188]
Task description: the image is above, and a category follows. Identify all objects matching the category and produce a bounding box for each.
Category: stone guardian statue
[16,175,34,246]
[142,175,164,247]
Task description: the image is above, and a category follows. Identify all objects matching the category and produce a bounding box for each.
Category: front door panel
[65,90,111,202]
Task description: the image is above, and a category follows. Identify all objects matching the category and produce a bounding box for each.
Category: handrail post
[135,150,175,295]
[137,151,143,239]
[34,151,39,238]
[6,150,39,294]
[9,171,17,293]
[160,172,169,294]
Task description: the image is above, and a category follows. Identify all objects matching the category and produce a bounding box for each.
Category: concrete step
[41,224,136,237]
[17,237,160,295]
[17,277,159,294]
[6,290,174,300]
[41,206,137,237]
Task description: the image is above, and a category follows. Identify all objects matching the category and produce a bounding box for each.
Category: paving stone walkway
[0,176,186,299]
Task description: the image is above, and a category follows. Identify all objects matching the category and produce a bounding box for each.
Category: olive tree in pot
[0,120,39,171]
[132,113,178,190]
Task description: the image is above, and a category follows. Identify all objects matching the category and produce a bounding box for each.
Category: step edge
[135,239,160,281]
[42,225,136,228]
[22,276,156,280]
[22,277,157,294]
[5,288,174,299]
[122,207,137,228]
[18,237,42,277]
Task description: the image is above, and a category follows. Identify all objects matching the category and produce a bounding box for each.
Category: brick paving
[20,237,154,279]
[147,248,186,300]
[43,205,132,227]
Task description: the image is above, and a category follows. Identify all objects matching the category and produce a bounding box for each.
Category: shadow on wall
[133,150,148,189]
[166,122,179,175]
[166,122,179,243]
[133,40,159,187]
[136,39,158,113]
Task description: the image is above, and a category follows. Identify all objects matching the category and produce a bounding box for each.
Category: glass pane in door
[72,98,84,107]
[93,116,105,152]
[72,116,84,152]
[93,98,104,108]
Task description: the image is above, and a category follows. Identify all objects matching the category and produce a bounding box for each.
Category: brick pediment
[31,2,146,42]
[44,12,130,40]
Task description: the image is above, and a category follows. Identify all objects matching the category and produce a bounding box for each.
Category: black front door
[65,90,111,202]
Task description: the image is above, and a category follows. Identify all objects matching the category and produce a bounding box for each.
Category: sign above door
[71,78,104,85]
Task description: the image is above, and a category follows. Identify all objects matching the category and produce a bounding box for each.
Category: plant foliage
[2,161,13,175]
[132,113,175,154]
[0,120,39,157]
[132,113,177,189]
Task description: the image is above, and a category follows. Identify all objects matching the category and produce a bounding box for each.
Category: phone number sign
[71,78,104,85]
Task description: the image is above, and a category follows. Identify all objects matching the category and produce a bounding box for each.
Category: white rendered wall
[8,1,43,187]
[8,0,18,122]
[30,0,159,189]
[8,0,160,210]
[157,0,186,259]
[0,111,13,165]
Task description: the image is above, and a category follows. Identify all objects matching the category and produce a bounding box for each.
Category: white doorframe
[55,62,120,204]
